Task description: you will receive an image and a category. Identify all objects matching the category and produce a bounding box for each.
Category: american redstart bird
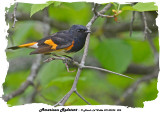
[8,25,90,55]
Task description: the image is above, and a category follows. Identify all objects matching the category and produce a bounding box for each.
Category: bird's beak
[85,30,91,33]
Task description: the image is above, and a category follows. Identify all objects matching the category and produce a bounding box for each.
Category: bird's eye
[77,29,81,32]
[77,29,85,32]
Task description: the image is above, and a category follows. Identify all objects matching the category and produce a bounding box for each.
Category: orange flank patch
[18,42,37,48]
[44,39,58,50]
[65,41,74,51]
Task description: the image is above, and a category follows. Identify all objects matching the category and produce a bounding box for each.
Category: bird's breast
[67,37,86,53]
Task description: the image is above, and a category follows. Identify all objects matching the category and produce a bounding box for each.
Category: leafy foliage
[127,40,154,65]
[5,2,158,107]
[94,39,132,73]
[48,2,91,25]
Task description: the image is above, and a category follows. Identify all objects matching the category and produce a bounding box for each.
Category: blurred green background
[3,2,159,107]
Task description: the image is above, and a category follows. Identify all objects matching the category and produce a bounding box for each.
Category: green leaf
[63,2,86,11]
[94,39,132,73]
[7,96,22,106]
[122,2,158,12]
[54,1,61,7]
[48,2,91,25]
[126,40,154,65]
[30,1,57,17]
[153,36,159,52]
[31,4,49,17]
[133,2,158,12]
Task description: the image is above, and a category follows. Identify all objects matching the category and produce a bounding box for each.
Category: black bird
[8,25,90,55]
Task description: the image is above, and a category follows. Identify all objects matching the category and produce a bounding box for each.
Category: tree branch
[116,67,159,105]
[3,8,51,102]
[44,54,133,79]
[3,55,42,102]
[26,81,40,103]
[54,3,114,106]
[6,11,157,36]
[130,11,136,37]
[115,11,159,104]
[141,12,158,63]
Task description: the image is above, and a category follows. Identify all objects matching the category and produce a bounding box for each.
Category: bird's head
[69,25,90,38]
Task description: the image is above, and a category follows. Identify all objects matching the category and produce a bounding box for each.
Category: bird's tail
[8,42,38,50]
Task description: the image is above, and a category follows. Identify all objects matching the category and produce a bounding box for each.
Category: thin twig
[142,12,152,39]
[92,3,98,16]
[54,93,68,106]
[44,56,133,79]
[64,63,76,72]
[84,66,133,79]
[98,14,114,18]
[130,11,136,37]
[43,56,81,67]
[141,12,158,63]
[74,90,91,105]
[12,2,18,28]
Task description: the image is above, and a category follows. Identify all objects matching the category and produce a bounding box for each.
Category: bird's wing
[30,30,74,55]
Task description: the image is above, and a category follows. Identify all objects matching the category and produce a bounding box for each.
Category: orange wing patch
[44,39,57,50]
[19,42,37,48]
[65,41,74,51]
